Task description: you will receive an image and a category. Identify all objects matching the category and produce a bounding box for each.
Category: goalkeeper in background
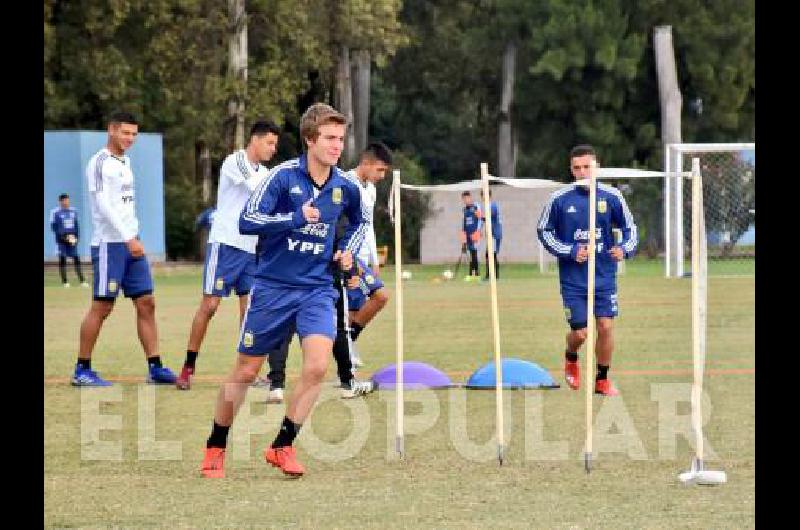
[460,191,482,280]
[50,193,87,287]
[536,144,638,396]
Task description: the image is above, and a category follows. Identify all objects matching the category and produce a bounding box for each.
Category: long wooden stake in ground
[392,169,405,458]
[480,163,505,465]
[690,157,704,466]
[585,161,598,473]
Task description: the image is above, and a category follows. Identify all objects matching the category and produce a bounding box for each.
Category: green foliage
[45,0,753,259]
[373,151,432,262]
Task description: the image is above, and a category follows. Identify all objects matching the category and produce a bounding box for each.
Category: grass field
[44,260,755,529]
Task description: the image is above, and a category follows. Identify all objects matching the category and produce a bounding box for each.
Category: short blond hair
[299,103,347,145]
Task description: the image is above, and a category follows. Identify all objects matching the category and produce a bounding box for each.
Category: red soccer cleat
[264,446,305,477]
[594,379,620,396]
[564,360,580,390]
[176,365,194,390]
[200,447,226,478]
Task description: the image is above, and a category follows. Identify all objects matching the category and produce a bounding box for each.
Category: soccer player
[481,188,502,280]
[176,121,280,390]
[537,145,637,396]
[200,103,367,478]
[343,142,392,366]
[460,191,482,280]
[50,193,88,288]
[263,143,392,398]
[72,111,177,387]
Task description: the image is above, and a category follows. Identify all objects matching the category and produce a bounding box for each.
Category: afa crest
[597,200,607,214]
[215,278,224,290]
[365,274,375,285]
[243,332,254,348]
[108,280,118,293]
[332,187,342,204]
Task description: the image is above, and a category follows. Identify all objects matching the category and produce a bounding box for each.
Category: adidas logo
[290,185,303,195]
[567,205,577,213]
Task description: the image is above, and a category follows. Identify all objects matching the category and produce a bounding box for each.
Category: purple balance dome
[371,361,453,389]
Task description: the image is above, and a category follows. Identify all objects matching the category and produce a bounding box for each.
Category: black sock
[596,364,609,381]
[185,350,198,368]
[271,416,302,448]
[77,358,91,370]
[350,322,364,341]
[206,421,230,449]
[565,351,578,363]
[147,356,162,368]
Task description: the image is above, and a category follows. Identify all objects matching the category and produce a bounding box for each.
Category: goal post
[665,142,755,278]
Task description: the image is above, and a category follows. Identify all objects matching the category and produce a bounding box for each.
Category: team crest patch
[215,278,224,290]
[332,187,342,204]
[365,274,375,285]
[243,332,254,348]
[597,200,607,213]
[108,280,118,293]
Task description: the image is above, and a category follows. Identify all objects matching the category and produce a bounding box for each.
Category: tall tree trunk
[654,26,682,146]
[228,0,247,151]
[334,44,355,166]
[498,41,517,178]
[196,140,212,259]
[654,25,683,275]
[351,49,371,158]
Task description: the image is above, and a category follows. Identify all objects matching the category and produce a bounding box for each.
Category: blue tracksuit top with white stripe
[537,183,638,295]
[239,155,367,288]
[463,204,482,234]
[50,207,79,239]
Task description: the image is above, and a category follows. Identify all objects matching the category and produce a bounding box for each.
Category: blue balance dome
[466,358,559,389]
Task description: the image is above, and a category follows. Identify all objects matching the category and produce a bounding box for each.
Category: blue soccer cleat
[71,365,112,387]
[147,364,177,384]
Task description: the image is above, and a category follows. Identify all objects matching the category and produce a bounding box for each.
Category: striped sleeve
[338,182,367,255]
[610,190,638,256]
[536,191,575,258]
[239,161,304,235]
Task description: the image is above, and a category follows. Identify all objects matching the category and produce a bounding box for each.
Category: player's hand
[302,200,320,223]
[470,231,481,243]
[575,244,589,263]
[610,246,624,261]
[66,234,77,245]
[334,250,354,272]
[127,238,145,258]
[347,276,360,289]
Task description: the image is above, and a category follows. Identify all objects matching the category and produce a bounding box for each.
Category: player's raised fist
[575,244,589,263]
[302,199,320,223]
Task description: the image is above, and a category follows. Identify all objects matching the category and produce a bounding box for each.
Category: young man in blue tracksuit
[50,193,88,287]
[481,188,502,280]
[537,145,638,396]
[460,191,482,279]
[201,103,367,478]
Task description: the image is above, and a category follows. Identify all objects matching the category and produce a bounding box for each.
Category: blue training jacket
[537,183,638,295]
[463,204,482,234]
[488,201,502,239]
[239,155,367,288]
[50,207,79,240]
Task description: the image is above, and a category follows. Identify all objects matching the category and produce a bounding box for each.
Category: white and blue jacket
[537,183,637,295]
[240,155,367,288]
[50,206,79,242]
